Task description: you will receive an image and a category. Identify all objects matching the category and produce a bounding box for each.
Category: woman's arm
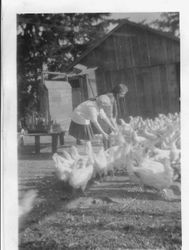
[99,109,117,132]
[103,115,117,132]
[109,116,119,131]
[91,120,109,139]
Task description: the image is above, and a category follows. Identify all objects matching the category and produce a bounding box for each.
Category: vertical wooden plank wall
[166,64,179,113]
[150,67,163,116]
[79,24,180,119]
[141,69,154,118]
[159,65,169,114]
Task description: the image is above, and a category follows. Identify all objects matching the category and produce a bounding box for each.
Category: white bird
[69,146,80,160]
[52,153,73,182]
[63,141,94,193]
[161,141,170,150]
[129,155,174,197]
[150,147,170,161]
[68,155,94,193]
[133,130,146,142]
[169,140,180,163]
[110,132,126,146]
[105,144,127,173]
[92,147,108,179]
[140,127,159,141]
[119,119,132,130]
[19,190,37,218]
[60,149,75,164]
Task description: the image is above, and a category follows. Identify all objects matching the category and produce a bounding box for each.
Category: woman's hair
[111,84,128,95]
[96,95,111,107]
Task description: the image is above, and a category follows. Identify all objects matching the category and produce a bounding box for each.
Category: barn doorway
[68,66,98,109]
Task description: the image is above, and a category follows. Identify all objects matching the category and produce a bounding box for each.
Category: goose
[19,190,37,218]
[128,154,174,198]
[52,153,73,182]
[68,143,94,193]
[132,131,147,145]
[92,147,108,179]
[150,147,170,161]
[169,140,180,163]
[69,145,81,160]
[60,149,75,164]
[140,127,159,141]
[106,145,127,173]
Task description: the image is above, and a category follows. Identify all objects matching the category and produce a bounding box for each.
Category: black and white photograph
[3,2,189,249]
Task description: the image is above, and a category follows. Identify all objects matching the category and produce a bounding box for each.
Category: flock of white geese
[19,113,181,220]
[52,112,181,200]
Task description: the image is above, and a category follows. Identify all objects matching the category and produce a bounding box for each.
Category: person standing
[103,83,128,128]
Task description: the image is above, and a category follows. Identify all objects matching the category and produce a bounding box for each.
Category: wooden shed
[66,19,180,119]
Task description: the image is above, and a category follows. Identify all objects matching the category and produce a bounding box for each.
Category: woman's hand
[92,120,109,140]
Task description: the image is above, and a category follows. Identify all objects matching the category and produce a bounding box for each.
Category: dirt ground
[18,136,181,250]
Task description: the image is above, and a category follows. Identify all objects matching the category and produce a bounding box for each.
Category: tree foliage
[17,13,110,120]
[17,12,180,124]
[150,12,179,37]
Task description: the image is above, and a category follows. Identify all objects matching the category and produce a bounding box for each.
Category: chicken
[150,147,170,161]
[109,132,126,146]
[126,144,148,185]
[52,153,73,182]
[85,141,108,179]
[139,127,159,141]
[128,154,174,198]
[118,119,132,130]
[132,131,147,145]
[169,140,180,163]
[171,158,181,182]
[127,157,143,185]
[19,190,37,218]
[60,149,75,164]
[105,144,128,174]
[68,156,94,193]
[105,150,115,175]
[70,145,80,160]
[53,142,95,194]
[67,142,94,193]
[161,141,170,150]
[92,147,108,179]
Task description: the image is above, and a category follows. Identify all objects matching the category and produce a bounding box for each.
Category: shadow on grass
[19,171,180,234]
[87,183,172,202]
[18,144,75,161]
[18,144,53,160]
[19,175,74,232]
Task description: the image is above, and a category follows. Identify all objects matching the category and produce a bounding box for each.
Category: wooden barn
[66,19,180,120]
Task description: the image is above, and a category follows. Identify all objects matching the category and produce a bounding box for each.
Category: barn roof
[66,19,180,72]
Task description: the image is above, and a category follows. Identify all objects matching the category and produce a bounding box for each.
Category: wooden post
[35,135,40,154]
[52,134,58,153]
[59,132,65,145]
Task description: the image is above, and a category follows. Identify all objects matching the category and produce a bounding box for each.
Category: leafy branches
[150,12,179,37]
[17,13,110,119]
